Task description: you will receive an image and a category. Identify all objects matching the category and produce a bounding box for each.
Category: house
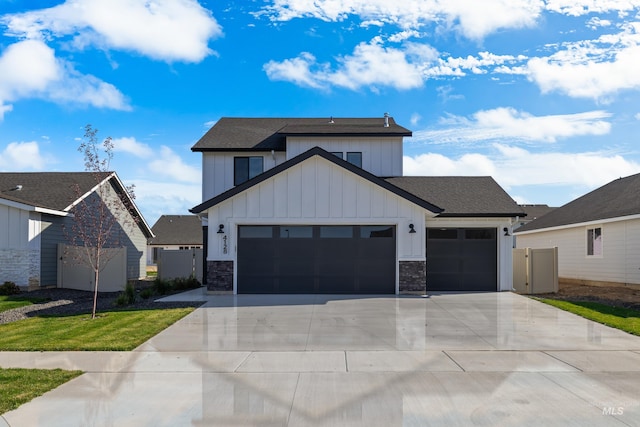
[515,204,556,231]
[0,172,153,290]
[190,116,524,294]
[515,173,640,287]
[147,214,203,265]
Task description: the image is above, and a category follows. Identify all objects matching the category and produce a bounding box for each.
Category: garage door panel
[427,227,496,292]
[238,225,395,294]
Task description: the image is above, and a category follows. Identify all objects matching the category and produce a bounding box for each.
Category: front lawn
[0,295,46,313]
[0,368,82,414]
[539,299,640,336]
[0,307,194,351]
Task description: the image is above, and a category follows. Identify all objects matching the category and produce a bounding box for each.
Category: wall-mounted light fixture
[217,224,225,234]
[503,227,510,236]
[409,224,416,234]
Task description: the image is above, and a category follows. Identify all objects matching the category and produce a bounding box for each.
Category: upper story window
[234,156,263,186]
[331,152,344,159]
[346,152,362,168]
[587,226,602,256]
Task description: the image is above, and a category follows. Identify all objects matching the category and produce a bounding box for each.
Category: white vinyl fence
[158,248,203,282]
[57,243,127,292]
[513,247,559,294]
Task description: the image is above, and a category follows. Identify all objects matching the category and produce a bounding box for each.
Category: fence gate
[58,244,127,292]
[512,247,558,294]
[157,248,203,282]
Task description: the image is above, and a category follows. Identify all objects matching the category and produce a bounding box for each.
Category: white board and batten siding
[516,217,640,285]
[202,151,286,201]
[205,155,432,262]
[286,137,403,177]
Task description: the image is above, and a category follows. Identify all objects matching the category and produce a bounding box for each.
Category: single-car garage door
[426,228,497,291]
[237,225,395,294]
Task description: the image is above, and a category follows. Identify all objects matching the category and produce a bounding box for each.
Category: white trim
[514,213,640,235]
[585,225,604,258]
[0,197,69,216]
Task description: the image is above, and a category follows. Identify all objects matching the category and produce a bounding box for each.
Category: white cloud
[112,137,153,158]
[403,145,640,203]
[130,179,201,225]
[260,0,543,40]
[0,39,130,118]
[545,0,640,16]
[413,108,612,144]
[2,0,222,63]
[0,141,47,170]
[148,146,200,183]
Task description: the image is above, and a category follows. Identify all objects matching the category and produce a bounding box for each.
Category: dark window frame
[234,156,264,186]
[346,152,362,168]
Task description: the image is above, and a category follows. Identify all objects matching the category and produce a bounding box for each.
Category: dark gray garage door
[426,228,497,291]
[237,225,395,294]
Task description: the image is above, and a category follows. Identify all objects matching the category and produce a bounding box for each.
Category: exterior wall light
[217,224,225,234]
[503,227,510,236]
[409,224,416,234]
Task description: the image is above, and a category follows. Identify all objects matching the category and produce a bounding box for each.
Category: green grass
[0,368,82,414]
[0,308,194,351]
[0,295,47,313]
[539,299,640,336]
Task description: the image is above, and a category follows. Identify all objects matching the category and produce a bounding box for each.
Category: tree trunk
[92,268,99,319]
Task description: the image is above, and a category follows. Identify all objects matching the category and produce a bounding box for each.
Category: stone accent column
[207,260,233,292]
[399,261,426,293]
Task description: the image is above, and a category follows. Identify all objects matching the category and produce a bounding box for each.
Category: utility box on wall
[513,247,558,294]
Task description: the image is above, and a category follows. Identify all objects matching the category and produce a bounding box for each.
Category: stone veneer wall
[399,260,426,293]
[206,260,233,292]
[0,249,40,289]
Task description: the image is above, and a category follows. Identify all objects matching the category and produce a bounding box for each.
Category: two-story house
[190,116,524,294]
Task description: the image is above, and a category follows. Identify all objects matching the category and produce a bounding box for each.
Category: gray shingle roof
[148,215,203,245]
[386,176,525,217]
[518,204,556,221]
[191,117,412,152]
[516,172,640,232]
[0,172,112,211]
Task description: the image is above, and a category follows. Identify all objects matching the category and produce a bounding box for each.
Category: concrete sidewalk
[2,292,640,426]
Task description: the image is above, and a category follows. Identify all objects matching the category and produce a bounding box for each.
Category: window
[239,226,273,238]
[320,226,353,238]
[280,226,313,238]
[346,152,362,168]
[361,226,394,238]
[234,156,263,185]
[587,227,602,256]
[331,152,344,159]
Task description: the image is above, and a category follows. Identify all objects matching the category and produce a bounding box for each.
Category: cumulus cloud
[260,0,543,40]
[404,145,640,204]
[2,0,222,63]
[129,179,202,225]
[148,146,200,183]
[0,141,48,170]
[413,108,612,144]
[112,137,154,158]
[0,39,130,119]
[545,0,640,16]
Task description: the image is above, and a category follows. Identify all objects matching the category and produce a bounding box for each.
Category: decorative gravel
[0,288,204,325]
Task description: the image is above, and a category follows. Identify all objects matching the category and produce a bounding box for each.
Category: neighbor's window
[346,152,362,168]
[587,227,602,256]
[234,156,263,185]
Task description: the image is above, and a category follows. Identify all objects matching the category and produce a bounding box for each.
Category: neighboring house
[191,116,524,294]
[0,172,153,289]
[515,173,640,287]
[147,214,203,265]
[514,204,556,231]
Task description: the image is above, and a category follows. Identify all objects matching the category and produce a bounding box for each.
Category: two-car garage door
[237,225,396,294]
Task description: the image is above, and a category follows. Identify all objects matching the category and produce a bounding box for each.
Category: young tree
[66,124,138,319]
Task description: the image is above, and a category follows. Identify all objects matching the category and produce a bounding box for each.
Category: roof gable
[386,176,524,217]
[516,172,640,232]
[191,117,412,152]
[191,147,443,214]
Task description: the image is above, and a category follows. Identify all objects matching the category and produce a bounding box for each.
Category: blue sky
[1,0,640,225]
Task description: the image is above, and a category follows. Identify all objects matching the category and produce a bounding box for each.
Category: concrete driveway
[2,291,640,426]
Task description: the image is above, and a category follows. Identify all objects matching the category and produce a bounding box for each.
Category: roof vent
[13,185,22,191]
[329,116,334,124]
[383,112,389,127]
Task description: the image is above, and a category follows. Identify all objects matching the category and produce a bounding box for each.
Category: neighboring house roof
[386,177,525,217]
[148,215,203,245]
[518,204,556,222]
[516,172,640,233]
[0,171,153,237]
[191,147,444,214]
[191,117,412,152]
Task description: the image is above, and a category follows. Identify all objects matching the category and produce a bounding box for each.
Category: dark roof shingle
[148,215,203,245]
[516,172,640,232]
[191,117,412,152]
[386,176,524,217]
